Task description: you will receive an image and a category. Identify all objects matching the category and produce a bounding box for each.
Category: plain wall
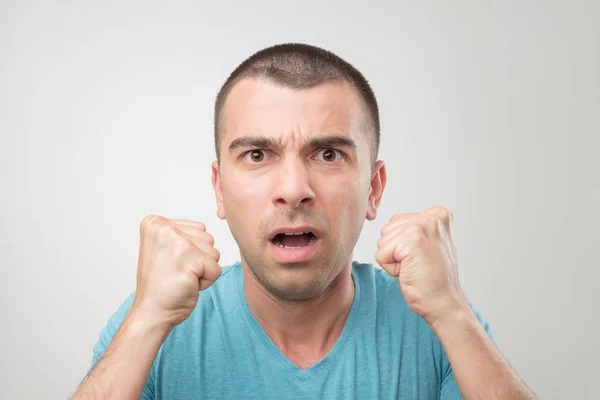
[1,1,598,398]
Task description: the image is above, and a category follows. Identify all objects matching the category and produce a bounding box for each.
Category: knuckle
[413,232,427,247]
[197,241,219,261]
[192,258,206,276]
[157,223,178,243]
[140,214,152,228]
[431,205,451,221]
[140,214,158,233]
[175,237,196,255]
[204,232,215,246]
[141,215,170,239]
[424,214,439,232]
[399,244,412,260]
[378,232,394,248]
[380,224,391,237]
[159,223,176,235]
[408,224,425,238]
[202,245,218,261]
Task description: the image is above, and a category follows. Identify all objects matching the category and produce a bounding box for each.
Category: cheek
[223,170,264,205]
[319,175,366,222]
[221,172,269,231]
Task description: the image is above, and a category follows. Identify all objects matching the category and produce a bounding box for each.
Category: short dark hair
[213,43,380,162]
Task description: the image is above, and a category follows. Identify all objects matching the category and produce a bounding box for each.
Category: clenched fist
[375,206,468,325]
[132,215,222,328]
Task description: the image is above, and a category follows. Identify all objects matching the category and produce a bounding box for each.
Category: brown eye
[250,150,264,162]
[243,150,268,163]
[315,148,343,163]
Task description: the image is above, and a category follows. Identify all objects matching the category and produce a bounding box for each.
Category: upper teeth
[283,232,310,235]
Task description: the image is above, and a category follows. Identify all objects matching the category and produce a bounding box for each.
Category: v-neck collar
[235,263,363,382]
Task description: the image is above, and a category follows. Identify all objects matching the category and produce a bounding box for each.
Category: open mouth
[271,231,317,249]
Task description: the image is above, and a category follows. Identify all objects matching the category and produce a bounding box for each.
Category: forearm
[431,307,536,400]
[72,306,172,400]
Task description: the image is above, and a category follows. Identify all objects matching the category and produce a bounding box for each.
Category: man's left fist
[375,206,468,325]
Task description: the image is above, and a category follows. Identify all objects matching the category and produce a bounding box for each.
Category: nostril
[273,196,313,207]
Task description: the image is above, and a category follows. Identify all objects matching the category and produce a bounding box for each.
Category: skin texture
[376,207,536,399]
[212,78,385,300]
[211,78,386,364]
[376,206,467,325]
[71,75,535,400]
[212,77,535,397]
[71,217,222,400]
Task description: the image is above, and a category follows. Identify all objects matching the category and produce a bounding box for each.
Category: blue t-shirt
[91,262,493,399]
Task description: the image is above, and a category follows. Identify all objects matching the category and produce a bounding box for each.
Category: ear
[211,161,227,220]
[366,160,386,221]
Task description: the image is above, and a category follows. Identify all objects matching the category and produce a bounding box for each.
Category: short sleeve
[439,303,496,400]
[89,292,155,400]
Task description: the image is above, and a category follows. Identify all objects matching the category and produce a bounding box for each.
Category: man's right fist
[131,215,222,328]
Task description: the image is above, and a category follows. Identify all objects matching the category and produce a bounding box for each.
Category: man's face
[212,78,385,300]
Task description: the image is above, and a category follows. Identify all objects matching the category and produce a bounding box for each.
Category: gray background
[1,1,598,399]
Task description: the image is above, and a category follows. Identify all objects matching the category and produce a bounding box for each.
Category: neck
[242,262,355,367]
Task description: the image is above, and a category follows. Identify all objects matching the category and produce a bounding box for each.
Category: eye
[314,148,344,163]
[242,150,269,163]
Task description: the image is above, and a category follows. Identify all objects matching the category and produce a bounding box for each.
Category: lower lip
[268,238,321,263]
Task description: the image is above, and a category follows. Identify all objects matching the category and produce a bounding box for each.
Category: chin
[241,244,345,300]
[260,266,329,301]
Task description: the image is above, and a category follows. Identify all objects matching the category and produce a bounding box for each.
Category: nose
[271,156,315,209]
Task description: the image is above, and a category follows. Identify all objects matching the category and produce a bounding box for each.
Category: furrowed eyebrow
[227,134,357,153]
[228,136,282,153]
[307,135,357,151]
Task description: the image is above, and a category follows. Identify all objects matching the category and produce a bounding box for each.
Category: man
[72,43,535,399]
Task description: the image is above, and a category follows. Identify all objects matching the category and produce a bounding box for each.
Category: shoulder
[351,261,496,350]
[98,263,241,337]
[168,263,241,330]
[351,261,420,332]
[351,261,409,307]
[209,262,241,291]
[351,261,492,322]
[351,261,493,337]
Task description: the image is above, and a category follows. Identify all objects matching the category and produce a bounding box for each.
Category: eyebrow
[228,135,357,153]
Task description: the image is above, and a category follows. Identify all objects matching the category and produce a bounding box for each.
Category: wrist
[127,300,175,338]
[425,300,474,333]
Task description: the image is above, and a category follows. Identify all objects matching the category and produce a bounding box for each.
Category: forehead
[220,78,366,144]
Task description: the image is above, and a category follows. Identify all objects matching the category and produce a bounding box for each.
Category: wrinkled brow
[228,135,357,153]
